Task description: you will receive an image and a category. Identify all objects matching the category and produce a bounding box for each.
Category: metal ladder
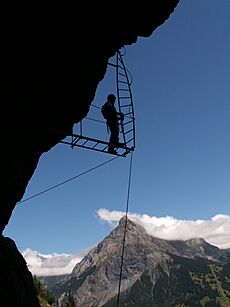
[60,49,135,157]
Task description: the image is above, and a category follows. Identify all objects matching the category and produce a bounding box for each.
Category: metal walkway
[60,49,136,157]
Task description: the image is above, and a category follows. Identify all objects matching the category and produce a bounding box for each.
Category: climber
[101,94,124,154]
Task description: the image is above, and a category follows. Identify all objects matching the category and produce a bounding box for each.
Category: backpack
[101,102,111,120]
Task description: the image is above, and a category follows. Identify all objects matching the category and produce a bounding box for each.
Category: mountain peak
[118,215,136,227]
[118,215,128,225]
[53,217,230,307]
[114,216,148,240]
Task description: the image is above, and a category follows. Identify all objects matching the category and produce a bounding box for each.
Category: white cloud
[22,210,230,277]
[22,248,88,276]
[97,208,230,249]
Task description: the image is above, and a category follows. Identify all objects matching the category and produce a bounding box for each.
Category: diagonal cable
[18,156,118,204]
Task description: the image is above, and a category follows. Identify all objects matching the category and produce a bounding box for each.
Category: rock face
[0,236,40,307]
[53,217,230,306]
[1,2,180,306]
[2,1,180,235]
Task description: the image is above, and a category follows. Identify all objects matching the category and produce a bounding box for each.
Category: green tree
[65,290,75,307]
[33,275,55,305]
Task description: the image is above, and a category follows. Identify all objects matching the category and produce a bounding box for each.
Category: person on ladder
[101,94,124,154]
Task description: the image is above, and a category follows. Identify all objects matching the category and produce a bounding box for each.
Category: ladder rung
[103,144,109,151]
[124,129,133,135]
[118,72,126,77]
[117,57,123,64]
[120,104,132,107]
[72,137,81,145]
[108,62,117,68]
[126,138,134,144]
[92,142,100,149]
[117,64,124,70]
[119,96,130,99]
[123,119,133,125]
[82,139,88,146]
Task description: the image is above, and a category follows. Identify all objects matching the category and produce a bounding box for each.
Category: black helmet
[107,94,116,102]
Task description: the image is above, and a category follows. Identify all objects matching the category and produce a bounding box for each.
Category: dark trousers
[107,119,119,149]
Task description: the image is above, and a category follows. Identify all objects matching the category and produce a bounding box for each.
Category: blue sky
[5,0,230,258]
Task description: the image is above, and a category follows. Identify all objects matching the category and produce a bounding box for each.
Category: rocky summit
[50,217,230,306]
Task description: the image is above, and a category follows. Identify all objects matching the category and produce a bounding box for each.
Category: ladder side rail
[116,51,128,146]
[117,52,136,149]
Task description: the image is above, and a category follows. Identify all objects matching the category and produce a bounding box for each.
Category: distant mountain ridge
[49,217,230,306]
